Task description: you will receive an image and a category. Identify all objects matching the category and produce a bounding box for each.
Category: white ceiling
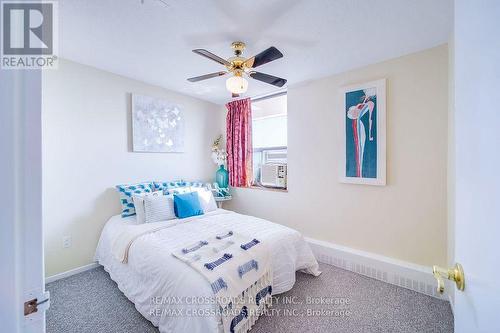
[59,0,452,105]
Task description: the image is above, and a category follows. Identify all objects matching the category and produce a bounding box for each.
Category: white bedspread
[95,209,320,333]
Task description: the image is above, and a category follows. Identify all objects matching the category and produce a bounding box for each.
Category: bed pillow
[153,181,185,192]
[192,187,217,213]
[173,192,204,219]
[116,182,154,217]
[143,194,176,223]
[132,191,163,224]
[168,186,193,195]
[154,181,206,194]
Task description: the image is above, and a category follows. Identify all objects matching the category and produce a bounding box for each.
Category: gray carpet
[46,263,453,333]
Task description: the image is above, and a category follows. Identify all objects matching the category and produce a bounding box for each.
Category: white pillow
[133,191,162,224]
[143,194,176,223]
[167,186,193,195]
[193,188,217,213]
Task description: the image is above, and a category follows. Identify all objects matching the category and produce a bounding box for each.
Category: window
[251,93,287,188]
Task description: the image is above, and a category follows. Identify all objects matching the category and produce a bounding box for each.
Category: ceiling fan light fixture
[226,75,248,94]
[189,42,286,97]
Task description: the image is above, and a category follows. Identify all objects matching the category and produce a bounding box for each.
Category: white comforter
[95,209,320,333]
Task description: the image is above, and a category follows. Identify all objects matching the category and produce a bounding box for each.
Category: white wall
[42,59,223,277]
[226,45,449,267]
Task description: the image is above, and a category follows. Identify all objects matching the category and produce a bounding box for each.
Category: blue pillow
[115,182,154,217]
[173,192,204,218]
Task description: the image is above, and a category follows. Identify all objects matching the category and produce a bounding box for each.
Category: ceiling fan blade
[187,71,227,82]
[244,46,283,68]
[192,49,232,67]
[249,72,287,87]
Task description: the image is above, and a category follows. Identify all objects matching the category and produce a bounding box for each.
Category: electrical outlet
[62,235,72,248]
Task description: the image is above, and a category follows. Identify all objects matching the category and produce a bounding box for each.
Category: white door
[454,1,500,332]
[0,69,47,332]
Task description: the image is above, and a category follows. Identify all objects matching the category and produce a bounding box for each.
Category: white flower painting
[132,94,185,153]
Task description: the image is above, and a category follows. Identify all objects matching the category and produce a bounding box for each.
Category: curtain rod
[250,90,287,103]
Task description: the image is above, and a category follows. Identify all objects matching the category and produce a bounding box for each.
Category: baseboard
[305,237,449,300]
[45,262,100,284]
[448,294,455,315]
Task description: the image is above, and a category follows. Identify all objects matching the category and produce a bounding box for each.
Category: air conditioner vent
[310,242,445,299]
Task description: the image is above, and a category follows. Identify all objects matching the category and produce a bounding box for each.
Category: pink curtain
[226,98,253,187]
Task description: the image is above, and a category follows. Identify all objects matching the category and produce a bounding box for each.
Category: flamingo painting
[341,79,386,186]
[346,88,376,177]
[344,85,380,180]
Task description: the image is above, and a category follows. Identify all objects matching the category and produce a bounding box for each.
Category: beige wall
[226,45,449,267]
[42,59,223,277]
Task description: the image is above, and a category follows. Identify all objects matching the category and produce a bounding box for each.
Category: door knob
[432,263,465,294]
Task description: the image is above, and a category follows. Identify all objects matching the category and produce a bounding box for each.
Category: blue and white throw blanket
[172,231,272,333]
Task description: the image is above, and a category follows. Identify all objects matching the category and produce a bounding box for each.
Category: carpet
[46,263,453,332]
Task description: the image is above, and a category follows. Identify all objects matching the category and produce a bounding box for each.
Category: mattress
[95,209,320,333]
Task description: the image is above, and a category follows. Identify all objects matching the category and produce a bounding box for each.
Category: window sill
[236,185,288,193]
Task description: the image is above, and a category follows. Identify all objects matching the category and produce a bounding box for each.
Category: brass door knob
[432,263,465,294]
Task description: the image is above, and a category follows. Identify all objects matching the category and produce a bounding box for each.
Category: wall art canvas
[132,94,185,153]
[340,79,386,185]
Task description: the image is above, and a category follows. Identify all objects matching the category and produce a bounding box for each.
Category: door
[0,70,47,331]
[453,1,500,332]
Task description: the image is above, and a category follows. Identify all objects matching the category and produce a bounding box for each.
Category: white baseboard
[45,262,100,284]
[448,294,455,315]
[305,237,449,300]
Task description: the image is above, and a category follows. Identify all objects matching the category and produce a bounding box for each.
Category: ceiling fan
[187,41,287,98]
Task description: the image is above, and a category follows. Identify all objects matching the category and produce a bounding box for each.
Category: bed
[95,208,321,333]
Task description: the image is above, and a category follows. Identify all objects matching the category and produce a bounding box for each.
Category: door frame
[0,69,46,332]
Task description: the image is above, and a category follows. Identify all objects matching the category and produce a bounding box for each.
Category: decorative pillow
[192,187,217,213]
[143,194,176,223]
[116,182,154,217]
[154,180,206,194]
[173,192,204,219]
[153,180,186,192]
[133,191,163,224]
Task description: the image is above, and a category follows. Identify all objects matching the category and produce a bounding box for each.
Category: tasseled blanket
[172,231,272,333]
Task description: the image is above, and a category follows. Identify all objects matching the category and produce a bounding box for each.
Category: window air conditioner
[260,164,287,188]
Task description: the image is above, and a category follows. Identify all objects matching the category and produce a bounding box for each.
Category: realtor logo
[1,0,58,69]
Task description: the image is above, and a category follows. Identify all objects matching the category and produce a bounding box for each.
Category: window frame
[250,91,288,189]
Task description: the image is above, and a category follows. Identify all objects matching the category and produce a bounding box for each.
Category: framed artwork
[339,79,386,185]
[132,94,185,153]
